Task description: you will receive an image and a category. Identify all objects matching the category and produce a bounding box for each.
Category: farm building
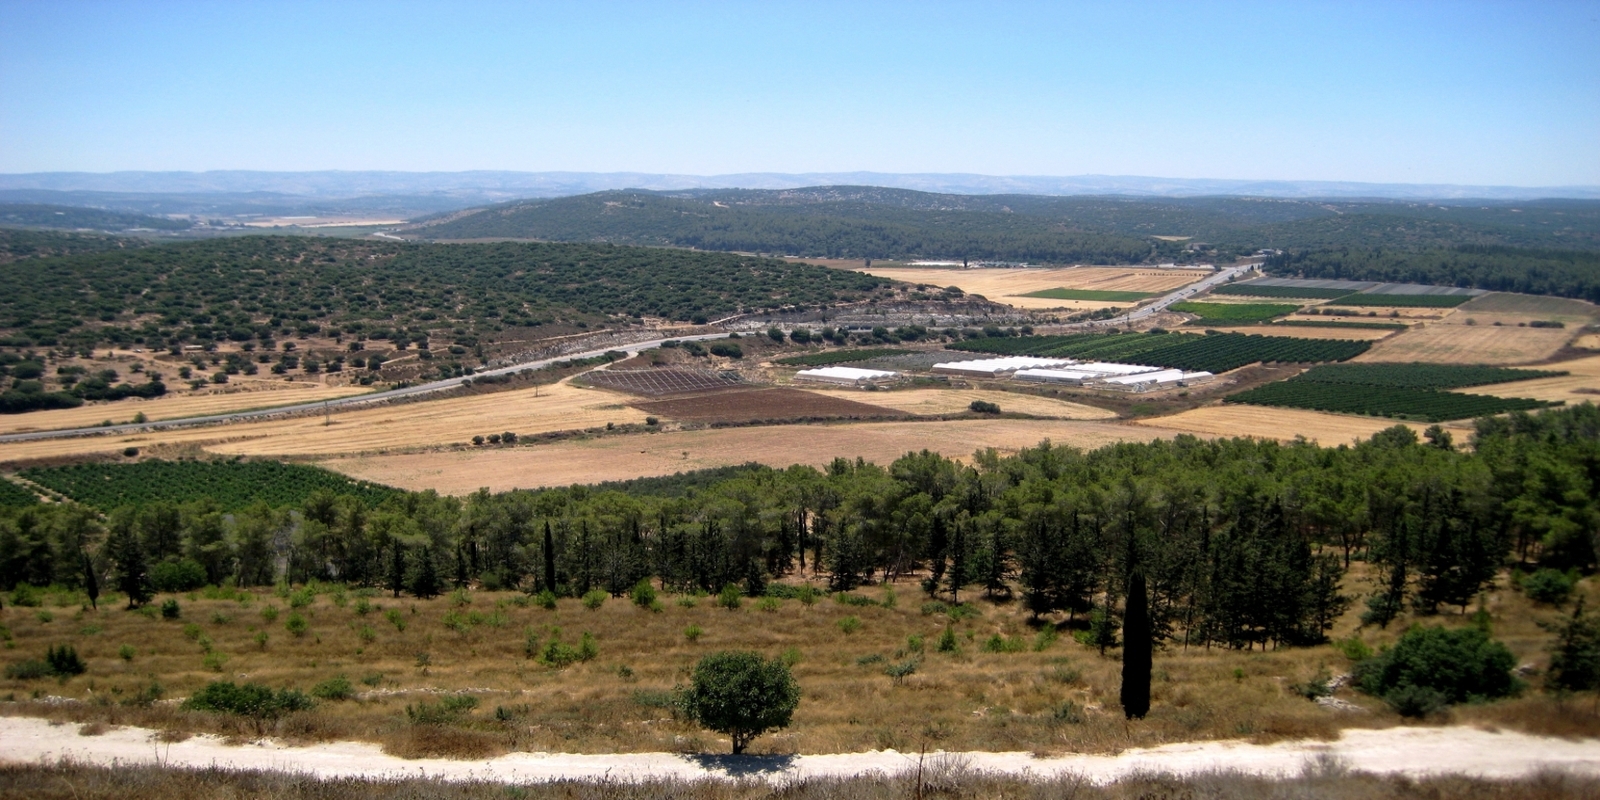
[1097,369,1216,392]
[1014,368,1106,386]
[793,366,901,387]
[931,356,1075,377]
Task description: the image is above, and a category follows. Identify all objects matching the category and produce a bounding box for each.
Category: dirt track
[1,716,1595,783]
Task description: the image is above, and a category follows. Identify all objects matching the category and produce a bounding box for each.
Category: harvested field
[1246,325,1397,341]
[1134,404,1456,445]
[855,267,1206,309]
[1577,333,1600,350]
[1354,323,1572,365]
[0,381,650,463]
[1460,353,1600,403]
[811,388,1119,419]
[631,387,903,423]
[0,382,371,436]
[1459,292,1599,321]
[583,367,743,396]
[325,419,1184,493]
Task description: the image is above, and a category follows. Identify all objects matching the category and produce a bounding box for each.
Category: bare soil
[632,388,904,423]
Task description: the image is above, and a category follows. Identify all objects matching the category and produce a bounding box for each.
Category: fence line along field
[854,267,1207,309]
[1353,322,1573,365]
[803,388,1119,419]
[0,382,371,437]
[324,418,1185,493]
[0,379,653,463]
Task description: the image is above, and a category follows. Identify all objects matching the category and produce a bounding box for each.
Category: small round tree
[680,650,800,754]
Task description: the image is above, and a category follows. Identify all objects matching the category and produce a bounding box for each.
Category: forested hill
[0,203,192,232]
[0,236,888,350]
[409,188,1600,262]
[412,189,1156,263]
[1266,246,1600,303]
[0,228,147,265]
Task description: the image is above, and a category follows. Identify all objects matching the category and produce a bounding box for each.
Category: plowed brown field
[631,388,902,422]
[809,388,1118,419]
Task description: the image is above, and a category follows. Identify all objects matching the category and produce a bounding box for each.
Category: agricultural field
[582,368,744,396]
[0,380,653,463]
[1132,405,1442,444]
[1169,302,1301,324]
[1225,381,1556,423]
[1018,288,1156,302]
[773,348,915,367]
[1210,283,1357,300]
[1269,320,1409,332]
[1355,323,1573,365]
[1249,325,1398,341]
[1293,363,1567,390]
[855,267,1206,310]
[807,388,1119,420]
[0,476,39,506]
[18,460,400,512]
[1458,354,1600,404]
[1337,294,1473,308]
[0,381,370,436]
[326,418,1183,493]
[952,332,1372,373]
[630,388,905,423]
[1458,292,1600,322]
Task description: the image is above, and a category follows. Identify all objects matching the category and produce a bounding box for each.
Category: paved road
[0,332,734,445]
[1058,263,1255,329]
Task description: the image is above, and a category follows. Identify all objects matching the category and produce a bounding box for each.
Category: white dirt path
[1,716,1597,784]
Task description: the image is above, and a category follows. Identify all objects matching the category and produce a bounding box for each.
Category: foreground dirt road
[2,716,1596,784]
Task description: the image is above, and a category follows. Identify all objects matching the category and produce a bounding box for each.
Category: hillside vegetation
[0,203,192,231]
[0,235,887,350]
[1266,246,1600,303]
[409,188,1600,266]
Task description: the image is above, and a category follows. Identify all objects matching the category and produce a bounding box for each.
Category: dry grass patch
[1459,353,1600,403]
[1459,293,1600,322]
[1354,323,1572,365]
[1138,405,1453,445]
[323,419,1182,493]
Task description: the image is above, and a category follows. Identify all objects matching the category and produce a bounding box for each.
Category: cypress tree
[389,539,406,598]
[543,520,557,592]
[1120,571,1152,720]
[81,551,99,611]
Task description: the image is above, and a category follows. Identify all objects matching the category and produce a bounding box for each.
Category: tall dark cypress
[1121,571,1152,720]
[542,520,557,593]
[81,552,99,611]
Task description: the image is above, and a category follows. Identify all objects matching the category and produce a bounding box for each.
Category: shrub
[284,613,309,637]
[884,657,919,685]
[534,589,558,610]
[288,587,315,608]
[149,559,207,593]
[182,681,314,718]
[938,625,960,653]
[756,597,780,613]
[837,616,862,635]
[1355,625,1518,716]
[406,694,478,725]
[160,599,181,619]
[981,634,1025,653]
[969,400,1001,414]
[540,639,581,668]
[1522,569,1577,605]
[311,675,354,701]
[9,584,41,607]
[578,631,599,662]
[718,584,742,611]
[384,608,406,631]
[684,624,704,642]
[630,579,657,609]
[260,605,280,623]
[1335,637,1373,661]
[4,659,52,680]
[678,650,801,754]
[118,644,136,661]
[834,593,876,607]
[582,589,607,611]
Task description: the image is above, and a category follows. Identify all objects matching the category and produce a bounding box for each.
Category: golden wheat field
[324,419,1182,493]
[1134,405,1454,445]
[854,267,1207,310]
[804,388,1119,419]
[1353,323,1572,365]
[0,381,652,464]
[1459,353,1600,403]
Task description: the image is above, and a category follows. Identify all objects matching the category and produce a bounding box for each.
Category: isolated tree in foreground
[1121,571,1152,720]
[680,650,800,754]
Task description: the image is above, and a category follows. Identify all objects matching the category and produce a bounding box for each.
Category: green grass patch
[1211,284,1357,300]
[1019,288,1155,302]
[1170,302,1302,323]
[1295,363,1567,390]
[1227,381,1558,422]
[949,332,1371,374]
[20,460,401,512]
[774,348,914,367]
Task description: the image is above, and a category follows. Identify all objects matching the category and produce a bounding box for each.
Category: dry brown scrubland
[4,760,1599,800]
[2,566,1595,761]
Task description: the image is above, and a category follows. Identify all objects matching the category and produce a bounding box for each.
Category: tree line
[1266,245,1600,303]
[2,404,1596,652]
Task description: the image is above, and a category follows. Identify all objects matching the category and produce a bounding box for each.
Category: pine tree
[1120,571,1152,720]
[1548,599,1600,695]
[106,517,151,608]
[408,546,441,599]
[389,539,406,598]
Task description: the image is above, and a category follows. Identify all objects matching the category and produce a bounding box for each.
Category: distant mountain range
[2,170,1597,201]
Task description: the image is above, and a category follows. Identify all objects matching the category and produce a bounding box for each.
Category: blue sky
[1,1,1596,185]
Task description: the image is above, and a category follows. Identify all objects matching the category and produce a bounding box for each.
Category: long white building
[793,366,900,387]
[931,356,1076,377]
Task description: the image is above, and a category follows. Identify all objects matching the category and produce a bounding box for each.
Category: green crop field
[1225,381,1556,422]
[1210,284,1356,300]
[1170,301,1302,324]
[949,331,1370,373]
[19,460,401,512]
[0,477,39,507]
[1337,293,1474,308]
[1019,288,1155,302]
[1294,363,1567,390]
[774,348,915,367]
[1270,320,1409,330]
